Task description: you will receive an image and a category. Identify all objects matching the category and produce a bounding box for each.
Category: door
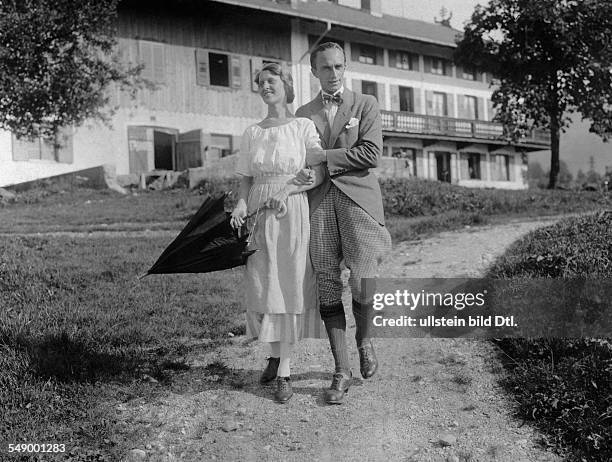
[154,131,175,170]
[436,152,451,182]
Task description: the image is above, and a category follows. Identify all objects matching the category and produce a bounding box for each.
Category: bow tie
[322,93,343,105]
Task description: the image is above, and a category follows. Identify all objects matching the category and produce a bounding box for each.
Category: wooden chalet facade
[0,0,550,189]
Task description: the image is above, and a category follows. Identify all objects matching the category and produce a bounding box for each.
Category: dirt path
[117,217,565,462]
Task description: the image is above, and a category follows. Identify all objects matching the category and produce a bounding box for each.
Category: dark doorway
[435,152,451,182]
[154,131,174,170]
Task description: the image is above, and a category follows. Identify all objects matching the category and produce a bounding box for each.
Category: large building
[0,0,550,189]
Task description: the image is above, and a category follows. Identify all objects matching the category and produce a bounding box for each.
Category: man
[295,42,391,404]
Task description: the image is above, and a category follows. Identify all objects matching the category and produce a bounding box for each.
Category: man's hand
[306,147,326,167]
[293,168,315,186]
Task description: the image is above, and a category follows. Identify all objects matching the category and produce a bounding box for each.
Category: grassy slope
[485,213,612,462]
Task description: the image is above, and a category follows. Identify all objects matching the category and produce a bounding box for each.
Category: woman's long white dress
[236,117,325,342]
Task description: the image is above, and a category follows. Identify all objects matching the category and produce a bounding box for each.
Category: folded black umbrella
[144,193,257,276]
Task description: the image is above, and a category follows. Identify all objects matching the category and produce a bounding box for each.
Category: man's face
[312,48,346,94]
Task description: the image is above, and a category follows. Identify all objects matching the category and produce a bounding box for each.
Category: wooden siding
[114,6,291,118]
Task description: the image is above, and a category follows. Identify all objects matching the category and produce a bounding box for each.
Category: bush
[486,212,612,461]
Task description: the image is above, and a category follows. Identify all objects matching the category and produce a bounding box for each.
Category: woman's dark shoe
[324,371,351,404]
[260,357,280,384]
[274,376,293,403]
[358,341,378,379]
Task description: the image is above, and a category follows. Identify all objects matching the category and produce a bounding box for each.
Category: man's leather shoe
[324,371,351,404]
[260,357,280,384]
[358,342,378,379]
[274,376,293,403]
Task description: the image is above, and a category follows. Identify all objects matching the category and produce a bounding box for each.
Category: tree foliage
[0,0,143,140]
[455,0,612,188]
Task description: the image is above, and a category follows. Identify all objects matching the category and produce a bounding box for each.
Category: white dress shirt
[322,86,344,127]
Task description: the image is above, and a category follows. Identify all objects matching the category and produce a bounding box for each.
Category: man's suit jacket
[296,88,386,225]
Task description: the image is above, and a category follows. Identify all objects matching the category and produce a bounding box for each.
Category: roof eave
[209,0,458,48]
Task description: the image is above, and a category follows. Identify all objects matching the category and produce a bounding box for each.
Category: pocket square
[345,117,359,129]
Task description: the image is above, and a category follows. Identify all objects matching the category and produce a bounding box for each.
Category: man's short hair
[254,62,295,104]
[310,41,346,69]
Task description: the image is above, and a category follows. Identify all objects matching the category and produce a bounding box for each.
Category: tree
[0,0,143,140]
[455,0,612,189]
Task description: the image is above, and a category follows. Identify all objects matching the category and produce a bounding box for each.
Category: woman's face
[258,70,286,105]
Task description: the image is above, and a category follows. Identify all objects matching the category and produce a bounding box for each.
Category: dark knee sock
[352,300,372,348]
[320,302,350,373]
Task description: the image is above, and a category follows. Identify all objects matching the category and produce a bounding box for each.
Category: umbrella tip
[136,272,149,280]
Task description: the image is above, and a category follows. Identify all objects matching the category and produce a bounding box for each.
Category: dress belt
[253,175,293,185]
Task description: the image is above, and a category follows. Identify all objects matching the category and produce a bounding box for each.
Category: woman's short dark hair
[310,42,346,69]
[254,62,295,104]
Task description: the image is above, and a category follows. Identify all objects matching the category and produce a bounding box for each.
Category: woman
[230,63,323,404]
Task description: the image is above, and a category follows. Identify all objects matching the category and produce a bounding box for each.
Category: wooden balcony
[381,111,550,149]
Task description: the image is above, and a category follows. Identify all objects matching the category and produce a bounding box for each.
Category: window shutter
[411,54,419,71]
[413,88,422,114]
[485,72,493,84]
[310,73,320,99]
[476,71,483,82]
[460,154,469,179]
[56,128,74,164]
[250,57,263,92]
[446,93,454,117]
[444,60,452,76]
[388,50,396,68]
[350,43,360,62]
[195,49,209,87]
[376,82,385,107]
[390,85,400,111]
[375,47,384,66]
[458,95,466,119]
[230,55,241,89]
[425,90,434,115]
[423,56,431,73]
[455,64,463,79]
[508,155,515,181]
[139,41,153,80]
[487,99,496,121]
[476,97,485,121]
[152,43,165,83]
[352,79,362,93]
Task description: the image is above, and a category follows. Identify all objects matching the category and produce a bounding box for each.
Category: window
[425,56,451,76]
[210,134,233,157]
[431,57,445,75]
[462,68,477,80]
[209,53,230,87]
[196,49,242,89]
[358,44,376,65]
[464,96,478,120]
[361,0,370,11]
[394,51,417,71]
[461,153,481,179]
[432,92,447,116]
[391,148,418,176]
[362,80,377,99]
[399,86,414,113]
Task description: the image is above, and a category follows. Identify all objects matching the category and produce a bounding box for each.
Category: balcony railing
[381,110,550,146]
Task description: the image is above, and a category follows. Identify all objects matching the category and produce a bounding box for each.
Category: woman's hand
[292,168,315,186]
[265,188,288,218]
[230,202,247,229]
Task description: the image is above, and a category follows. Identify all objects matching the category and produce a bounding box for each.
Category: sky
[385,0,611,175]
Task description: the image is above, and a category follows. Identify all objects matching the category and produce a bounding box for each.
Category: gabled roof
[210,0,461,47]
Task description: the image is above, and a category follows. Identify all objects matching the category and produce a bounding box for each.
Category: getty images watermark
[362,278,611,338]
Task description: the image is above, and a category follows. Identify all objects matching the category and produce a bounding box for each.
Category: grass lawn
[1,233,243,460]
